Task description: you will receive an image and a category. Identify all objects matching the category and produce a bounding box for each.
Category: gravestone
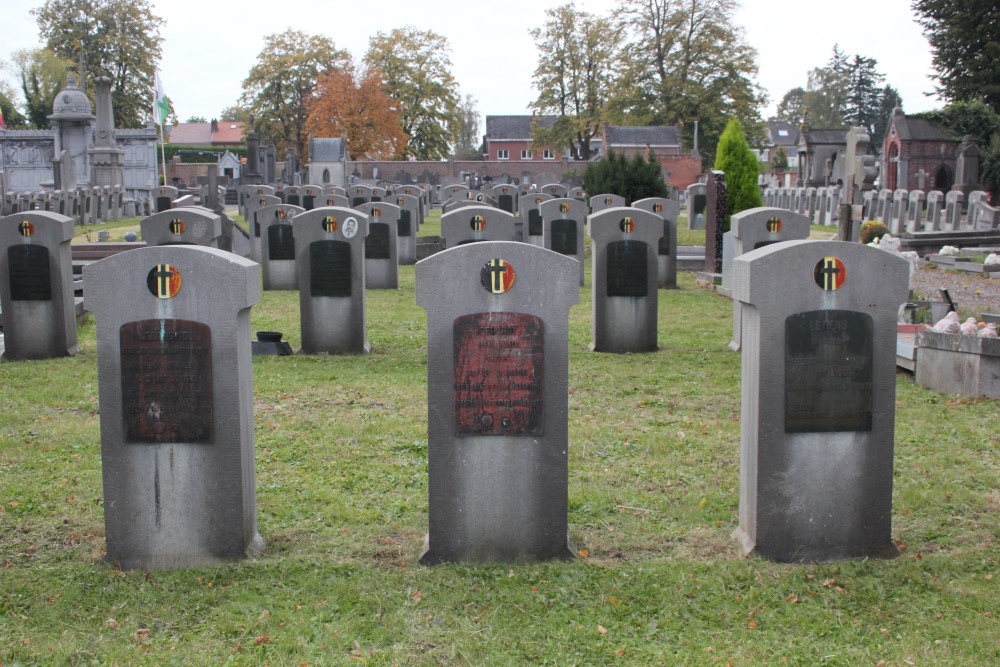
[589,207,663,353]
[349,184,372,207]
[285,186,302,207]
[140,208,222,248]
[356,202,400,289]
[944,191,964,230]
[440,184,469,204]
[259,204,305,290]
[370,186,387,202]
[731,240,908,562]
[539,197,586,286]
[318,194,350,209]
[704,172,726,275]
[441,206,517,248]
[393,193,419,265]
[299,185,322,210]
[632,197,680,289]
[491,184,517,214]
[568,187,587,202]
[154,186,179,213]
[589,194,626,217]
[247,195,282,262]
[520,193,552,246]
[686,183,707,229]
[0,212,80,360]
[293,208,371,354]
[541,183,568,198]
[415,241,580,563]
[85,245,263,570]
[905,190,925,232]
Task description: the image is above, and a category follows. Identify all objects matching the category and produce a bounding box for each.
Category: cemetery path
[909,263,1000,315]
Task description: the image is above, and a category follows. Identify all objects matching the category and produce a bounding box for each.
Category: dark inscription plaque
[286,194,300,206]
[692,194,707,215]
[785,310,873,433]
[351,196,366,207]
[550,219,578,255]
[453,312,544,436]
[310,240,352,297]
[753,240,781,250]
[528,209,543,236]
[658,220,671,255]
[365,222,391,259]
[155,196,172,213]
[371,196,381,202]
[120,319,213,443]
[398,210,412,237]
[268,224,295,260]
[254,220,261,238]
[8,245,51,301]
[498,194,514,213]
[302,195,315,210]
[606,240,648,297]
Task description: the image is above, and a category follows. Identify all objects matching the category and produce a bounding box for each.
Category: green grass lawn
[1,210,997,665]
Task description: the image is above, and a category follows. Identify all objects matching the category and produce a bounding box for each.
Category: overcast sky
[1,0,942,127]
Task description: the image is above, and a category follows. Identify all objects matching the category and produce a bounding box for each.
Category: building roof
[800,128,848,145]
[767,121,799,147]
[604,125,680,147]
[211,121,244,145]
[892,115,953,142]
[484,115,557,141]
[310,137,346,162]
[168,120,245,146]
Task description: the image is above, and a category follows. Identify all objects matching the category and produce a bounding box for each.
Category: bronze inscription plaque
[120,319,213,443]
[785,309,873,433]
[453,312,543,436]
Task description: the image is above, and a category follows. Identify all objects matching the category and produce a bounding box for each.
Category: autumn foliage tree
[306,66,408,161]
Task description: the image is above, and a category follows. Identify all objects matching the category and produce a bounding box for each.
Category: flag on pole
[152,69,169,126]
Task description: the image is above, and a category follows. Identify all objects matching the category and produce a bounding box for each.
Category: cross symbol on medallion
[819,260,840,290]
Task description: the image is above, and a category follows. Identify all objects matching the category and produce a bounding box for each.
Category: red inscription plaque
[453,312,543,436]
[120,319,213,443]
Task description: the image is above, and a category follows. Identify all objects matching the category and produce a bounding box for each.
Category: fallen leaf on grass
[254,635,270,645]
[578,549,590,558]
[598,625,607,635]
[410,590,422,601]
[615,648,626,656]
[107,618,118,630]
[748,620,758,629]
[136,629,150,642]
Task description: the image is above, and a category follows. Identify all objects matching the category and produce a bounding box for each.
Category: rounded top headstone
[49,73,95,121]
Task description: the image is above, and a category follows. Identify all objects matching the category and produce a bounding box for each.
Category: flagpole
[159,122,167,185]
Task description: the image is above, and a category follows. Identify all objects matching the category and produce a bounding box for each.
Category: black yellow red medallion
[322,216,338,233]
[481,258,515,294]
[814,256,846,291]
[147,264,182,299]
[471,214,486,231]
[18,220,34,237]
[619,216,635,234]
[767,216,782,233]
[169,219,185,235]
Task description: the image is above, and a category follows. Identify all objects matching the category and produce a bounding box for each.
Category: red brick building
[482,115,568,162]
[880,108,958,191]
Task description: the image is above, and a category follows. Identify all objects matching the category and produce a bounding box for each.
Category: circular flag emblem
[169,219,185,235]
[481,258,515,294]
[275,209,286,220]
[471,215,486,231]
[160,188,167,195]
[620,217,635,234]
[259,198,268,205]
[323,216,338,233]
[604,196,613,205]
[551,187,558,193]
[147,264,182,299]
[18,220,34,237]
[814,256,847,291]
[372,206,381,219]
[560,202,570,213]
[653,203,663,213]
[536,197,543,204]
[257,189,264,195]
[342,217,359,238]
[397,197,404,206]
[767,216,782,233]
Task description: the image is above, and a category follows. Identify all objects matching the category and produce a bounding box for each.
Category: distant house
[758,121,799,163]
[796,127,847,187]
[167,119,245,147]
[482,115,572,162]
[306,137,348,186]
[602,124,700,191]
[880,108,958,192]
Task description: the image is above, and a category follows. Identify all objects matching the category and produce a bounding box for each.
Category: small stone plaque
[365,222,391,259]
[498,194,514,213]
[267,224,295,260]
[528,209,543,236]
[398,210,412,237]
[453,312,544,436]
[310,240,352,297]
[658,221,671,255]
[286,194,301,207]
[302,195,315,210]
[606,240,648,297]
[785,309,873,433]
[8,245,51,301]
[120,319,213,443]
[550,220,578,256]
[351,197,366,207]
[156,196,172,213]
[753,240,781,250]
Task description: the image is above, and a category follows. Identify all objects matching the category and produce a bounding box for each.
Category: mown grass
[1,210,997,665]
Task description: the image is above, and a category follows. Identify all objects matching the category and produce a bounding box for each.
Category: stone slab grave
[240,185,274,218]
[686,183,707,229]
[318,194,350,210]
[589,194,626,218]
[349,184,373,207]
[520,192,552,246]
[259,204,305,290]
[568,187,587,202]
[541,183,568,198]
[443,191,496,214]
[370,186,387,202]
[247,195,282,261]
[731,240,909,562]
[0,212,81,360]
[491,184,518,214]
[441,205,516,248]
[632,197,681,289]
[722,207,812,351]
[392,194,420,265]
[589,207,663,353]
[84,245,263,570]
[539,197,586,286]
[293,207,371,354]
[299,185,322,210]
[415,241,580,563]
[154,185,179,213]
[140,207,223,249]
[356,202,400,289]
[915,330,1000,398]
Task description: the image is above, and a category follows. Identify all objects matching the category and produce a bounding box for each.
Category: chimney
[210,118,219,133]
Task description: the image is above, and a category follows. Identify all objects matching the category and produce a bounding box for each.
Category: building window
[521,149,532,159]
[543,149,555,160]
[497,149,509,160]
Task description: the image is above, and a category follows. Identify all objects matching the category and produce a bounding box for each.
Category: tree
[714,118,762,229]
[240,29,352,157]
[912,0,1000,112]
[452,94,482,160]
[32,0,165,128]
[305,65,408,161]
[615,0,767,162]
[800,45,851,128]
[871,85,902,151]
[185,115,207,123]
[530,3,617,160]
[773,146,789,171]
[219,104,251,123]
[365,26,461,160]
[773,87,806,125]
[917,99,1000,196]
[582,149,667,202]
[843,55,884,135]
[0,78,29,130]
[10,48,71,129]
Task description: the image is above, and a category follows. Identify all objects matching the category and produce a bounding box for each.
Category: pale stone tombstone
[905,190,926,232]
[889,190,909,235]
[685,183,707,229]
[876,190,893,225]
[299,184,322,210]
[322,185,346,196]
[356,202,400,289]
[0,212,80,360]
[284,185,302,207]
[589,194,626,217]
[632,197,680,289]
[491,184,518,214]
[349,184,373,207]
[293,207,371,354]
[540,197,586,286]
[944,191,964,230]
[441,205,516,248]
[415,241,580,563]
[247,195,282,262]
[259,204,306,290]
[925,190,943,231]
[140,208,222,248]
[541,183,568,198]
[392,193,419,265]
[318,194,350,209]
[370,186,387,202]
[154,185,179,213]
[732,240,908,562]
[85,245,263,570]
[568,187,587,202]
[588,207,662,353]
[440,184,469,204]
[520,193,553,246]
